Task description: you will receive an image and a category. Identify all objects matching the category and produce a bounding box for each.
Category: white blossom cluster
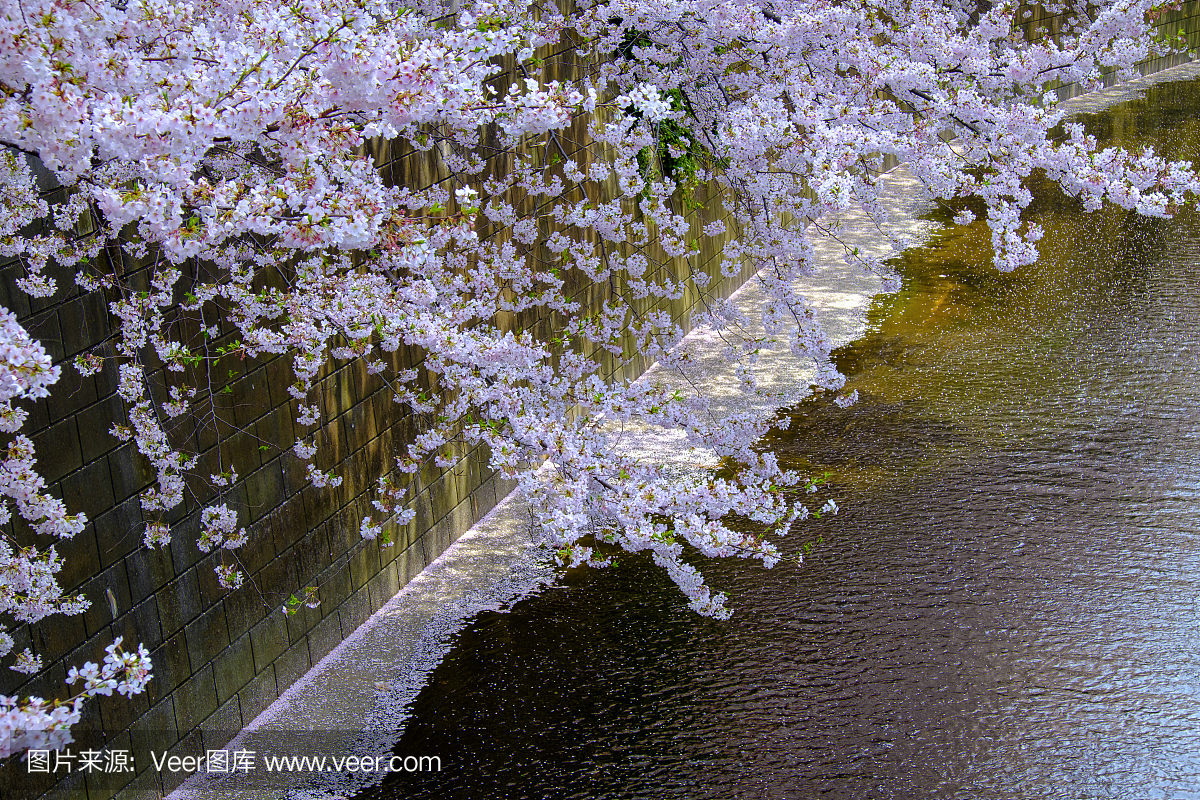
[0,309,91,706]
[0,310,151,758]
[0,638,152,758]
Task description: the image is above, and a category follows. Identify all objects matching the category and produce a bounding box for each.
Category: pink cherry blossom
[0,0,1197,758]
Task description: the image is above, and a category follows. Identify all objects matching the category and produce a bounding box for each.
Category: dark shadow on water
[766,391,963,470]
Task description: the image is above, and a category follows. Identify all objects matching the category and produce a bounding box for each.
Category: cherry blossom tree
[1,0,1198,756]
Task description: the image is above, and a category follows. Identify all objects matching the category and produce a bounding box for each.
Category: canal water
[356,79,1200,800]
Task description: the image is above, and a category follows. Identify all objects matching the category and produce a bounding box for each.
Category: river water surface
[357,78,1200,800]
